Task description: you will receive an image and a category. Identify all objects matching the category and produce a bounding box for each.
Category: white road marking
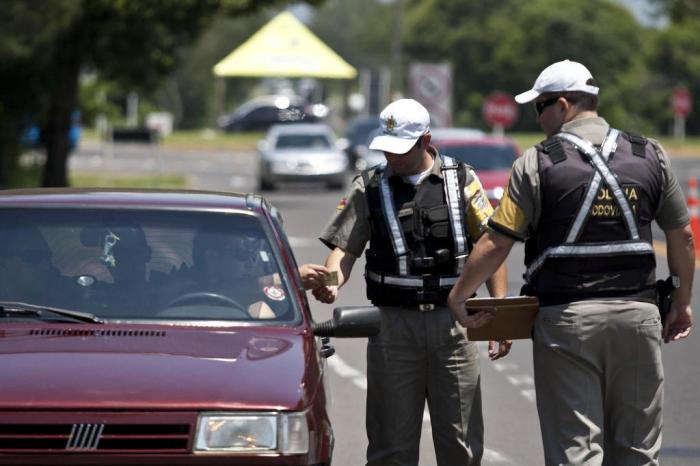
[521,389,537,402]
[483,448,514,464]
[288,236,318,247]
[326,354,366,383]
[327,355,513,462]
[228,175,248,189]
[492,361,519,372]
[506,375,534,386]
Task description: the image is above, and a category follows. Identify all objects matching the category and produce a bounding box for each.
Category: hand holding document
[298,264,337,289]
[465,296,539,341]
[321,270,339,286]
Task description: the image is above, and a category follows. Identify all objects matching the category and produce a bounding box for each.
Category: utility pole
[378,0,404,99]
[390,0,404,99]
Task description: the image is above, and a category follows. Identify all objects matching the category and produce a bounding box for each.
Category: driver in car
[162,230,292,319]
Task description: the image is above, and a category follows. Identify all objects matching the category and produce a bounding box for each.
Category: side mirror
[312,306,380,338]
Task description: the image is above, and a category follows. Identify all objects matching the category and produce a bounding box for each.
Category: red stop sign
[672,86,692,118]
[483,92,518,128]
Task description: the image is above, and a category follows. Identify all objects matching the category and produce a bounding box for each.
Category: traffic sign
[671,86,692,118]
[483,92,518,129]
[409,63,453,127]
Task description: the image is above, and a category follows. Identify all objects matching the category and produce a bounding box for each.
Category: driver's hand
[299,263,332,290]
[312,285,337,304]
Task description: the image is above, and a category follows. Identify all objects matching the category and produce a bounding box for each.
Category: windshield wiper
[0,301,104,324]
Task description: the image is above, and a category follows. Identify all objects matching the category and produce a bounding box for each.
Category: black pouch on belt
[656,274,680,325]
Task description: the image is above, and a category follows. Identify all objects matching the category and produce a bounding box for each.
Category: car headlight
[194,412,309,454]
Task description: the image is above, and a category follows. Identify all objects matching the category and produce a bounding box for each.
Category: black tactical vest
[525,130,662,305]
[363,157,470,306]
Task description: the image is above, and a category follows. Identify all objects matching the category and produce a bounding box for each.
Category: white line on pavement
[289,236,319,247]
[327,354,514,463]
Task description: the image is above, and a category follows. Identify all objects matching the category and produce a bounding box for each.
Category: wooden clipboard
[465,296,539,341]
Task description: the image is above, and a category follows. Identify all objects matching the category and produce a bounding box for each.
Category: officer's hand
[663,302,693,343]
[298,263,332,290]
[488,340,512,360]
[312,285,337,304]
[452,308,493,329]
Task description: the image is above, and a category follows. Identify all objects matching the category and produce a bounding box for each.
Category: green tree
[403,0,646,131]
[647,0,700,133]
[1,0,319,187]
[0,0,78,185]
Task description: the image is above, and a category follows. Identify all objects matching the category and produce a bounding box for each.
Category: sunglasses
[534,97,559,115]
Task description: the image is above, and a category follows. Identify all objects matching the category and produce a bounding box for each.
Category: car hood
[0,325,314,411]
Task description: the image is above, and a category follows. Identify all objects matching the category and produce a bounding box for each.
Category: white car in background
[257,123,349,190]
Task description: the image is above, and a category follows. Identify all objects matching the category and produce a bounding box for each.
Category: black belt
[537,287,657,307]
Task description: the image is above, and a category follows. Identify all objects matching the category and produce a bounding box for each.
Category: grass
[5,165,186,189]
[82,128,700,158]
[82,128,264,152]
[70,174,187,189]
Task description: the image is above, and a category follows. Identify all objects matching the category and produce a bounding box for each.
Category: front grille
[0,423,190,453]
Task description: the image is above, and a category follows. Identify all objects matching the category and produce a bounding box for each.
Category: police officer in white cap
[447,60,694,465]
[312,98,509,465]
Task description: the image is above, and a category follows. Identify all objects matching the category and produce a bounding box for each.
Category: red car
[432,134,521,207]
[0,189,378,465]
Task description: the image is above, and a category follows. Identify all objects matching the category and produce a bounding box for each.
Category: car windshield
[0,209,298,324]
[275,133,331,149]
[435,143,517,170]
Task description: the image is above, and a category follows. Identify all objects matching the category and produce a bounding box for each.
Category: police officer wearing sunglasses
[448,60,694,465]
[312,98,509,465]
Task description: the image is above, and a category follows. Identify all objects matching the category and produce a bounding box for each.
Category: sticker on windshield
[336,197,348,211]
[263,286,286,301]
[100,231,120,267]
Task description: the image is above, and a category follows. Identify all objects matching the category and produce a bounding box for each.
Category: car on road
[340,115,381,170]
[0,188,379,465]
[257,123,349,190]
[218,95,325,133]
[432,133,520,207]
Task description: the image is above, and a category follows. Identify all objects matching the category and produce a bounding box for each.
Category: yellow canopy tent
[213,11,357,79]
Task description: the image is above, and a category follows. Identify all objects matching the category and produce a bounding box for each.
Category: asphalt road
[69,141,700,465]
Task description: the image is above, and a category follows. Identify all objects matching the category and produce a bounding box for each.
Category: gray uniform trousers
[533,300,663,466]
[366,305,483,466]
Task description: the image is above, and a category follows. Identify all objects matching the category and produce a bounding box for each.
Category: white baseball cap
[369,99,430,154]
[515,59,599,104]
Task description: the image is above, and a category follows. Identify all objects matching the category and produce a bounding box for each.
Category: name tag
[398,208,413,218]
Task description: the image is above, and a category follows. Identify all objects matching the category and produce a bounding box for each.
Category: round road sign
[483,92,518,129]
[672,86,692,118]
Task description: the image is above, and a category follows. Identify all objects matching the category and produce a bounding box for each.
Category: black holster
[656,275,680,324]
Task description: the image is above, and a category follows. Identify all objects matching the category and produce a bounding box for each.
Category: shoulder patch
[336,197,348,211]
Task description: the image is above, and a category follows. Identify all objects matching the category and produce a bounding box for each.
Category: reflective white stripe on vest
[441,155,468,273]
[558,131,640,239]
[524,241,654,282]
[525,129,652,283]
[378,167,409,275]
[564,128,620,243]
[366,270,459,287]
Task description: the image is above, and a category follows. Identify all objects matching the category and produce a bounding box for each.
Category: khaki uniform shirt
[320,148,494,256]
[490,116,690,239]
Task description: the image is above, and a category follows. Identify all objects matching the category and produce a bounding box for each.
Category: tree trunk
[0,116,21,187]
[42,18,88,187]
